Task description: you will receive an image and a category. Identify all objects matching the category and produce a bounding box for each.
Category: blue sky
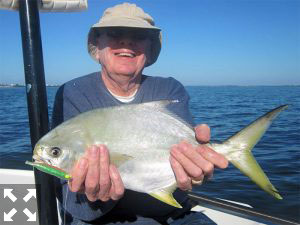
[0,0,299,85]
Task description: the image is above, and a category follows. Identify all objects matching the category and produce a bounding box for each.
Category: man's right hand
[68,145,125,202]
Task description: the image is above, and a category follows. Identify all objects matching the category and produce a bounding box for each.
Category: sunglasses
[98,28,155,41]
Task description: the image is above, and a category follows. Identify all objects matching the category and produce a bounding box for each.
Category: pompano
[31,100,287,208]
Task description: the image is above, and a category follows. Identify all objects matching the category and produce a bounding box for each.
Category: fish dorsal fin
[138,100,194,131]
[149,185,182,208]
[110,152,133,167]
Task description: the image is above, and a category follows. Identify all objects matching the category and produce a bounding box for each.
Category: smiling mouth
[115,52,136,58]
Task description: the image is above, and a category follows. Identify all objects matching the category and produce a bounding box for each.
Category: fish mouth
[33,144,50,164]
[32,156,63,171]
[32,155,51,165]
[33,155,43,162]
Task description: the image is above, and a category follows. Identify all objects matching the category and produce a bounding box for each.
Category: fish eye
[50,147,61,158]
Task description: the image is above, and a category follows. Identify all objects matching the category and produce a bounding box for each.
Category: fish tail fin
[223,105,288,199]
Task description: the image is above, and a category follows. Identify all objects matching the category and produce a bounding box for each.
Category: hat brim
[92,17,161,30]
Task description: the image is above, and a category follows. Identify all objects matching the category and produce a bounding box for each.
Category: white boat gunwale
[0,168,265,225]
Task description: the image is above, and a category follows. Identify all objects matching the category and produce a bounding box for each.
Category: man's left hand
[170,124,228,191]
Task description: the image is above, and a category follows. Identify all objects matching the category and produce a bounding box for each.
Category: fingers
[69,157,88,192]
[197,145,228,169]
[195,124,210,144]
[85,146,101,201]
[170,143,207,180]
[170,133,229,191]
[69,145,124,202]
[97,145,124,202]
[109,164,124,200]
[97,145,111,201]
[170,155,192,191]
[195,123,228,169]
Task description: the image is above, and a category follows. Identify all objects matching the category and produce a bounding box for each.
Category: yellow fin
[231,151,282,200]
[110,152,133,167]
[149,189,182,208]
[223,105,288,200]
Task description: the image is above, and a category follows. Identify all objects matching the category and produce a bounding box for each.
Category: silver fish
[32,100,287,207]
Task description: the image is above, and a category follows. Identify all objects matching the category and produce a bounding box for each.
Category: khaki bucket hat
[88,2,162,67]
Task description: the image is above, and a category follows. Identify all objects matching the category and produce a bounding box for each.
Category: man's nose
[119,36,135,46]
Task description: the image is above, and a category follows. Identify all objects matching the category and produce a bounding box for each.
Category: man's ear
[95,48,100,61]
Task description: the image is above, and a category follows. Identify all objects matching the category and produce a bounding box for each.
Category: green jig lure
[25,161,72,180]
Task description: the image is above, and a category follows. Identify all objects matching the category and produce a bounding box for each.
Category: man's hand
[170,124,228,191]
[68,145,124,202]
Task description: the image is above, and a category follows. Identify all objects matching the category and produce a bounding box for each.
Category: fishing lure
[25,161,72,180]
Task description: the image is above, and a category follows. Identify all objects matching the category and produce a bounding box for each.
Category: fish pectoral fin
[231,151,282,200]
[149,188,182,208]
[110,152,133,167]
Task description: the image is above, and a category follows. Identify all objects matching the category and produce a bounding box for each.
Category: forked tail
[221,105,288,199]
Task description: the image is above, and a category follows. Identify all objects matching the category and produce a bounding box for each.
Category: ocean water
[0,86,299,222]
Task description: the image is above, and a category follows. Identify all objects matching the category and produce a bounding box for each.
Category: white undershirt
[108,88,138,103]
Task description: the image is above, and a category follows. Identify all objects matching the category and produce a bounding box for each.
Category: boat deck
[0,168,264,225]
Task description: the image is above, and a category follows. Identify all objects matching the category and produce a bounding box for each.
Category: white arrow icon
[4,208,17,221]
[4,189,17,202]
[23,189,36,202]
[23,208,36,221]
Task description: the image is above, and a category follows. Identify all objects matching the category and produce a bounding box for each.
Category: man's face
[96,28,153,78]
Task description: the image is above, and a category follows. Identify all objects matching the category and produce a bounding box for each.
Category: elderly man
[52,3,228,225]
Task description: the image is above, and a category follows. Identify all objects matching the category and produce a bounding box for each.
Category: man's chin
[113,68,142,77]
